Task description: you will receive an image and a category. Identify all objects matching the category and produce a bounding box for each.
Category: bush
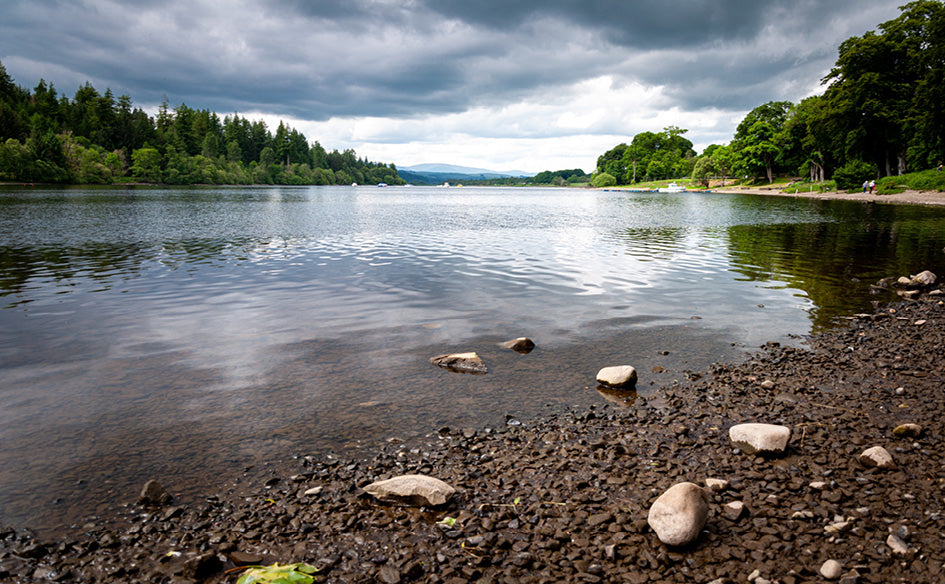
[591,172,617,188]
[832,160,877,190]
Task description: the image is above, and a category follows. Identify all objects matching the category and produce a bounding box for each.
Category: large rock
[896,270,936,289]
[647,482,709,546]
[362,474,456,506]
[596,365,638,388]
[729,423,791,456]
[430,352,487,374]
[858,445,896,469]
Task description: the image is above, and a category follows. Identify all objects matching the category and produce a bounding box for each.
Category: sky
[1,0,905,174]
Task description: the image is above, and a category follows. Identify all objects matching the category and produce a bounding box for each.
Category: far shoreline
[711,186,945,207]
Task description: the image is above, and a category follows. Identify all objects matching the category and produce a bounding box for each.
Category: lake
[2,185,944,534]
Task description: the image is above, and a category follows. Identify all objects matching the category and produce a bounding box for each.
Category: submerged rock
[430,352,488,374]
[137,479,172,506]
[500,337,536,354]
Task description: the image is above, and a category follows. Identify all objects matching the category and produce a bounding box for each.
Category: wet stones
[728,423,791,456]
[646,482,709,546]
[892,423,922,438]
[362,474,456,506]
[857,446,896,469]
[596,365,638,389]
[500,337,536,354]
[430,352,488,374]
[137,480,172,506]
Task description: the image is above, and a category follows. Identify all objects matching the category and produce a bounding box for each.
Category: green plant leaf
[236,562,318,584]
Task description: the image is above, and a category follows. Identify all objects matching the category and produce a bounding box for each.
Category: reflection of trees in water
[725,207,945,332]
[0,238,264,302]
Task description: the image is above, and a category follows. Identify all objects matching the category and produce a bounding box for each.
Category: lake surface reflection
[2,185,944,534]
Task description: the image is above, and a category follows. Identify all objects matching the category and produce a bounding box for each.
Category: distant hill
[398,163,534,185]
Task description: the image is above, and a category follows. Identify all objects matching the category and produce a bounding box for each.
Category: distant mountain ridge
[397,163,534,184]
[401,163,533,176]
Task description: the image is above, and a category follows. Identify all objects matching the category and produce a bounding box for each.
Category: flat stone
[646,482,709,546]
[596,365,638,388]
[886,533,909,555]
[430,352,488,374]
[705,478,729,491]
[362,474,456,506]
[729,423,791,456]
[858,446,896,469]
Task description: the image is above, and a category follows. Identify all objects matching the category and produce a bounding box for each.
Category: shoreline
[710,186,945,207]
[2,294,943,583]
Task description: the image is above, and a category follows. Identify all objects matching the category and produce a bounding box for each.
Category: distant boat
[377,183,388,187]
[352,182,358,186]
[658,182,686,193]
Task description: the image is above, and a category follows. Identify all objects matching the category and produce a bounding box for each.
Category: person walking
[863,180,869,193]
[869,180,875,194]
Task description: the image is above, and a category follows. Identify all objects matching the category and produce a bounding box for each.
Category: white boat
[658,182,686,193]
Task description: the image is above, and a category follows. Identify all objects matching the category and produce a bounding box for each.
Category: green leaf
[236,563,318,584]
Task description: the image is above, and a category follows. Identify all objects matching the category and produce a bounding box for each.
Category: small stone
[723,500,746,520]
[809,481,827,490]
[596,365,638,388]
[825,521,851,534]
[760,379,775,390]
[892,423,922,438]
[858,446,896,469]
[363,474,456,506]
[303,486,323,496]
[820,560,843,580]
[430,352,487,374]
[729,423,791,456]
[138,479,172,506]
[646,482,709,546]
[886,533,909,556]
[838,571,860,584]
[500,337,535,354]
[704,478,729,492]
[230,551,263,566]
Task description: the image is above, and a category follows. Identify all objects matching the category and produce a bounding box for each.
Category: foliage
[591,172,617,188]
[236,563,318,584]
[832,160,878,190]
[876,169,945,193]
[597,127,695,185]
[0,61,403,186]
[531,168,587,185]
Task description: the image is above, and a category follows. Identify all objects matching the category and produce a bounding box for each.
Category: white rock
[729,423,791,456]
[303,486,323,496]
[820,559,843,580]
[362,474,456,506]
[809,481,827,490]
[723,500,746,520]
[886,533,909,555]
[910,270,937,287]
[646,482,709,546]
[596,365,638,388]
[858,445,896,469]
[705,478,729,492]
[430,352,488,374]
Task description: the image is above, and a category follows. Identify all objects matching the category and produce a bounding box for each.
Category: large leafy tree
[732,101,792,183]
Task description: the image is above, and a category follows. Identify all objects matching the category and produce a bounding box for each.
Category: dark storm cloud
[0,0,903,121]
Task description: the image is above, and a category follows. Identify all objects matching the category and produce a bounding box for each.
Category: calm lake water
[2,185,944,534]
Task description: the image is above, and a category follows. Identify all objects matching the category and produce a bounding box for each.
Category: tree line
[594,0,945,189]
[0,65,403,186]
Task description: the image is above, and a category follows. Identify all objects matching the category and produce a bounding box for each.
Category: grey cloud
[0,0,903,123]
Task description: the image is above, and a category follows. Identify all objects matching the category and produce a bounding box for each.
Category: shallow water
[2,185,944,534]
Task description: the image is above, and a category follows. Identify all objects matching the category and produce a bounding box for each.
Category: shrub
[832,160,877,190]
[591,172,617,188]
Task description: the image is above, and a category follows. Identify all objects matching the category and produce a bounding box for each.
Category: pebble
[857,445,896,469]
[886,533,909,555]
[646,482,709,546]
[820,559,843,579]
